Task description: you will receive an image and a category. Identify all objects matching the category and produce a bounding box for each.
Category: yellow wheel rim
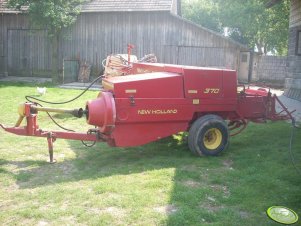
[203,128,222,150]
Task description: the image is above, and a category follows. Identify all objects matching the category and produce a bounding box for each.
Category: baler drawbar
[0,61,295,162]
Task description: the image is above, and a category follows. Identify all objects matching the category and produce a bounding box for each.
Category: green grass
[0,82,300,226]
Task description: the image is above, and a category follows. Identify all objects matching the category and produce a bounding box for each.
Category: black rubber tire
[188,114,229,156]
[188,114,221,155]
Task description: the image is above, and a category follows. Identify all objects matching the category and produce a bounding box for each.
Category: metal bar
[0,125,100,142]
[274,95,295,121]
[230,120,248,136]
[47,131,99,141]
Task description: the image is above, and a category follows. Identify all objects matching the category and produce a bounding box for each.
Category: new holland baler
[0,61,294,163]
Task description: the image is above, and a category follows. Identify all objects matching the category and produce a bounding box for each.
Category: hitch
[15,103,86,127]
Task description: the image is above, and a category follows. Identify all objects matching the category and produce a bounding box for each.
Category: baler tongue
[0,102,103,163]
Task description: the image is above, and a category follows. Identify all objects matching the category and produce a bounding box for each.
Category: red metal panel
[245,88,268,96]
[237,95,267,119]
[111,122,188,147]
[183,68,223,99]
[105,72,184,98]
[222,70,237,99]
[114,98,195,123]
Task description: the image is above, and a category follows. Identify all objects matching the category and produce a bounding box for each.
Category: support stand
[47,132,57,164]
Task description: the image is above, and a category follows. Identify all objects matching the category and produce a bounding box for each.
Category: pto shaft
[30,106,85,118]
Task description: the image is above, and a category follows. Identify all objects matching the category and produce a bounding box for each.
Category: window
[297,30,301,55]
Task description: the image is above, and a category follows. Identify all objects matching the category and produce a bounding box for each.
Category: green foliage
[8,0,86,36]
[182,0,290,55]
[182,0,222,33]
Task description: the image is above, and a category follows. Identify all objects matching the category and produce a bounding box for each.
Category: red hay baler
[0,61,295,162]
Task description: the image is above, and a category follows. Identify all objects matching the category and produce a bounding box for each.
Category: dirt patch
[207,196,215,202]
[180,165,200,172]
[89,206,126,217]
[58,162,77,176]
[4,183,20,192]
[7,161,28,171]
[199,195,226,213]
[0,200,15,210]
[59,216,77,224]
[223,187,231,198]
[60,201,69,211]
[105,192,122,199]
[104,207,124,215]
[239,210,250,219]
[37,221,49,226]
[200,203,223,213]
[199,199,224,213]
[182,180,201,188]
[154,204,178,215]
[39,203,55,211]
[210,184,230,198]
[223,159,233,169]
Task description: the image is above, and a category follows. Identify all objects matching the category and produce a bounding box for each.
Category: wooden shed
[0,0,250,81]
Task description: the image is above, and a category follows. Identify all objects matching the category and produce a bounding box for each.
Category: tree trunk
[256,42,263,54]
[264,43,268,55]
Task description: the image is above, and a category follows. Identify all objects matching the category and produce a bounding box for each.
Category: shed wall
[60,12,241,71]
[289,0,301,27]
[0,11,243,79]
[285,0,301,101]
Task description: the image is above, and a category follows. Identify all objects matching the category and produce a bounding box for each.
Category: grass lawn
[0,82,300,226]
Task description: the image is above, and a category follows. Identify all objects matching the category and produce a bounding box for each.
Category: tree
[8,0,87,80]
[182,0,290,55]
[182,0,222,33]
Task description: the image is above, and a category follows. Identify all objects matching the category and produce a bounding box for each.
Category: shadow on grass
[0,122,300,225]
[2,135,221,189]
[0,135,228,224]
